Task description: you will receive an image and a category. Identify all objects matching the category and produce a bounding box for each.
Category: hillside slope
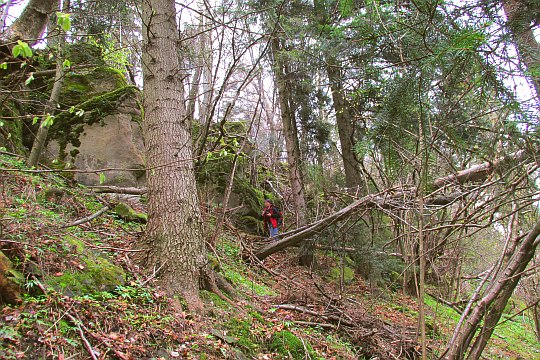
[1,153,538,359]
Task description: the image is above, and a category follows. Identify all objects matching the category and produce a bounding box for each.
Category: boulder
[0,251,22,304]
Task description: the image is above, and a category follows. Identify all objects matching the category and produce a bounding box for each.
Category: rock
[0,251,22,304]
[113,202,147,223]
[44,236,125,296]
[329,265,355,284]
[45,67,145,188]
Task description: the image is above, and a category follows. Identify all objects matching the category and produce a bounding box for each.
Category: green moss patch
[328,266,355,285]
[269,330,319,359]
[44,236,125,296]
[113,202,147,223]
[50,85,139,159]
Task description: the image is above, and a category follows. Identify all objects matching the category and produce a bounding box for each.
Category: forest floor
[1,153,539,360]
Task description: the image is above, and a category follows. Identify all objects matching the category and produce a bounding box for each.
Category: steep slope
[1,153,538,359]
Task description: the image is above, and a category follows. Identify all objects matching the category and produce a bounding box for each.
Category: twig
[64,312,99,360]
[272,304,355,327]
[293,320,336,329]
[30,277,98,359]
[61,206,110,228]
[141,261,168,286]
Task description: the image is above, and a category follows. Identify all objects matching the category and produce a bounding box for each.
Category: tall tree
[1,0,57,45]
[270,35,311,265]
[27,0,67,167]
[502,0,540,100]
[138,0,206,308]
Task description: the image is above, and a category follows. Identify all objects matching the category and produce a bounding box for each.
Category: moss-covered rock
[0,103,25,153]
[60,67,128,106]
[269,330,318,359]
[0,251,22,304]
[329,266,355,285]
[44,236,125,296]
[49,85,139,159]
[113,202,147,223]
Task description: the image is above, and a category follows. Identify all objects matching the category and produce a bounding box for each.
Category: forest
[0,0,539,359]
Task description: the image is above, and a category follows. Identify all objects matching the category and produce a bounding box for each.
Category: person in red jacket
[262,199,281,238]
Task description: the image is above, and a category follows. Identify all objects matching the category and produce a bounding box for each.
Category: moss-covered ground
[0,153,538,359]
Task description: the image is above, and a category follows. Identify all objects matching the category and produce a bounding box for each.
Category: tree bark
[443,219,540,359]
[1,0,57,45]
[326,59,365,192]
[502,0,540,100]
[270,36,311,266]
[27,1,66,168]
[137,0,205,309]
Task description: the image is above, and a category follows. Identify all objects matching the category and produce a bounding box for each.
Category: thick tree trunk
[502,0,540,100]
[326,60,365,192]
[138,0,205,308]
[1,0,57,45]
[270,36,312,266]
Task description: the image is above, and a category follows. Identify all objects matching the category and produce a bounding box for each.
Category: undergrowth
[1,152,538,359]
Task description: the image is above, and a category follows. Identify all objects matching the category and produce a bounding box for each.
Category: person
[262,199,281,238]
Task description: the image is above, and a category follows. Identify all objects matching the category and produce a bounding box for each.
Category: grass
[424,295,540,359]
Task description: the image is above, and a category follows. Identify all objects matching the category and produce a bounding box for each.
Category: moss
[91,67,128,88]
[45,236,125,296]
[328,266,355,284]
[269,330,318,359]
[60,67,129,106]
[49,85,139,159]
[113,202,147,223]
[225,317,260,353]
[221,263,275,296]
[0,103,25,154]
[200,290,230,309]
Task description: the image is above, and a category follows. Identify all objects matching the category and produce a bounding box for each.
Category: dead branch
[64,312,99,360]
[272,303,356,327]
[87,186,147,195]
[61,206,110,228]
[254,191,462,260]
[433,150,529,189]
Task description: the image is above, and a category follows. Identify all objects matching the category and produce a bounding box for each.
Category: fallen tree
[252,148,536,260]
[253,191,463,260]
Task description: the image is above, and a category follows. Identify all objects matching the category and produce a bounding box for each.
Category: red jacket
[262,205,280,229]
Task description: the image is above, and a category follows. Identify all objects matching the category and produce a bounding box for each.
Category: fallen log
[253,191,462,260]
[87,186,147,195]
[433,150,528,189]
[253,148,538,260]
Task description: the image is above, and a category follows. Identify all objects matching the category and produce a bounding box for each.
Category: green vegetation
[424,295,540,358]
[113,202,147,223]
[269,330,319,359]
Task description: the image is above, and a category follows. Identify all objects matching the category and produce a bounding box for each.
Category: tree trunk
[502,0,540,100]
[533,303,540,342]
[326,59,365,192]
[1,0,57,45]
[270,36,312,266]
[138,0,205,309]
[27,0,65,167]
[443,219,540,359]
